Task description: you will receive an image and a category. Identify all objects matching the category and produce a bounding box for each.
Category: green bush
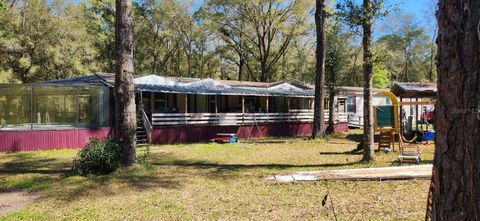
[72,138,122,176]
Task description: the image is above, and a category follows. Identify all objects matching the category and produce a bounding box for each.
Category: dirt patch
[0,191,42,216]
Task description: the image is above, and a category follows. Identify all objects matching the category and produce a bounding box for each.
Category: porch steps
[136,126,148,145]
[136,112,149,146]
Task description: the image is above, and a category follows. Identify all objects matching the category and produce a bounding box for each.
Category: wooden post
[30,86,33,130]
[139,91,143,109]
[150,92,154,114]
[415,97,419,131]
[241,95,245,113]
[265,97,269,113]
[337,98,341,113]
[287,97,290,112]
[164,93,167,109]
[184,94,188,113]
[241,95,245,125]
[75,88,79,127]
[215,95,218,113]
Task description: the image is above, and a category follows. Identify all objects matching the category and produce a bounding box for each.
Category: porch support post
[415,97,419,131]
[164,93,167,109]
[139,91,143,110]
[265,97,269,113]
[215,95,218,113]
[241,95,245,125]
[150,92,154,114]
[75,87,79,127]
[241,95,245,113]
[287,97,290,112]
[30,86,33,130]
[265,96,269,123]
[399,97,403,132]
[184,94,188,113]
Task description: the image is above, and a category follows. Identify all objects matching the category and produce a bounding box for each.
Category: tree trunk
[260,62,268,82]
[115,0,136,166]
[361,0,375,161]
[238,54,244,81]
[311,0,326,139]
[326,92,335,135]
[428,27,437,82]
[431,1,480,220]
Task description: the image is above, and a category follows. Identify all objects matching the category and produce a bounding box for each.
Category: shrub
[72,139,122,176]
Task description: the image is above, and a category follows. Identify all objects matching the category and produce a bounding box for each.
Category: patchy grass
[0,131,434,220]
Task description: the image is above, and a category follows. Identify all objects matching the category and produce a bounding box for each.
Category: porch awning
[391,82,437,98]
[134,75,314,97]
[135,83,314,97]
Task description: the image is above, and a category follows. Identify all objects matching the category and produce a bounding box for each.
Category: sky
[395,0,436,27]
[191,0,437,30]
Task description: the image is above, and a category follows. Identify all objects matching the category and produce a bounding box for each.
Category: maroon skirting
[150,122,348,144]
[0,123,348,152]
[0,128,111,152]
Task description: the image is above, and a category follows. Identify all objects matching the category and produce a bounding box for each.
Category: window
[34,86,77,126]
[0,86,32,129]
[0,85,110,129]
[386,97,392,105]
[338,98,346,113]
[347,96,356,113]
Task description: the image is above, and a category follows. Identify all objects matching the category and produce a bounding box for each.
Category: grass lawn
[0,130,434,220]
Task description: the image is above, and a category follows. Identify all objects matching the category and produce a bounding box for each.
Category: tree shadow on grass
[346,134,383,143]
[0,152,71,178]
[152,160,360,170]
[0,158,70,175]
[149,152,362,180]
[0,149,368,202]
[53,169,181,202]
[346,134,363,143]
[319,151,362,155]
[0,152,181,202]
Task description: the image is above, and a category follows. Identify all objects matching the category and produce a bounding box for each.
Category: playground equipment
[374,86,436,163]
[398,143,422,164]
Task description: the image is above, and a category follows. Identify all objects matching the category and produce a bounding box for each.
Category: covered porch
[138,91,348,127]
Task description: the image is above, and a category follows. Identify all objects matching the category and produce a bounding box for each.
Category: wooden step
[137,139,148,144]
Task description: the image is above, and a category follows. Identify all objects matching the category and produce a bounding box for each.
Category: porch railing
[151,109,348,126]
[348,113,363,128]
[140,109,153,143]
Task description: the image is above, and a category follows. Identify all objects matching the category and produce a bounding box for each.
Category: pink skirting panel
[150,122,348,144]
[0,128,112,152]
[0,123,349,151]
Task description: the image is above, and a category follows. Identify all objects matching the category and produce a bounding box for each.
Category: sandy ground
[0,191,42,216]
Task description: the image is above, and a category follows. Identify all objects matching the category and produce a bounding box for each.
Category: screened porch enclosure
[0,85,110,130]
[139,91,348,127]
